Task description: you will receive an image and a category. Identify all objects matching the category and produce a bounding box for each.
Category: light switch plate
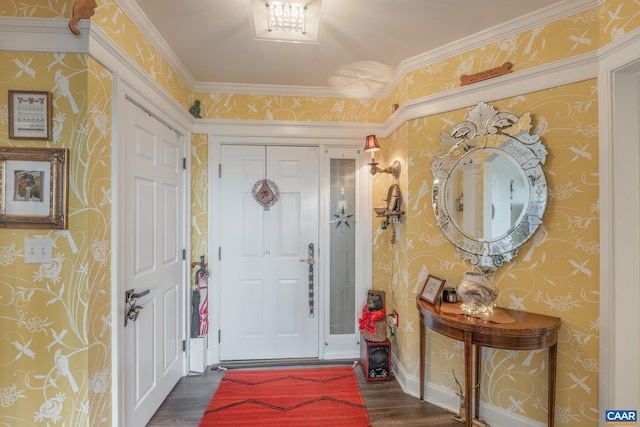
[25,238,53,264]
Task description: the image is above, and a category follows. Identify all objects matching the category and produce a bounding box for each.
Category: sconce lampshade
[364,135,381,152]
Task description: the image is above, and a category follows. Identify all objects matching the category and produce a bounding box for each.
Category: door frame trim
[598,36,640,412]
[321,146,373,359]
[206,131,370,365]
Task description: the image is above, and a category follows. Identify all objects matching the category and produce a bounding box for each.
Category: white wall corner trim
[598,33,640,413]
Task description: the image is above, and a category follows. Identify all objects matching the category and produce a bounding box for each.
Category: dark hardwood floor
[147,361,462,426]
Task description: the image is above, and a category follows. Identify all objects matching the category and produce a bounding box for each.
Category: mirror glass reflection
[445,148,528,241]
[431,102,548,273]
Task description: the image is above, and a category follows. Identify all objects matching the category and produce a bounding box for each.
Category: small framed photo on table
[8,90,53,140]
[419,274,446,305]
[0,147,69,229]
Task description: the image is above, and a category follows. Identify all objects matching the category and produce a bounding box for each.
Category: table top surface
[417,298,561,336]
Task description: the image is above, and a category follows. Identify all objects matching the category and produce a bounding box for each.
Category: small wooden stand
[360,333,392,381]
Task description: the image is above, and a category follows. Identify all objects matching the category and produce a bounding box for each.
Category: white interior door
[220,145,319,360]
[123,100,185,426]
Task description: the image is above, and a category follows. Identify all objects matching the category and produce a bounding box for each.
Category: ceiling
[128,0,582,97]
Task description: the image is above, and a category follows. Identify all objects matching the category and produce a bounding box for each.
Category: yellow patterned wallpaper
[389,1,640,106]
[0,52,112,426]
[0,1,192,110]
[190,134,208,266]
[372,80,599,425]
[192,92,391,122]
[0,0,637,426]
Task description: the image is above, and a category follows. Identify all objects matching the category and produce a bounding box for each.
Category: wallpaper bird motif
[0,0,639,426]
[379,81,600,425]
[0,51,112,425]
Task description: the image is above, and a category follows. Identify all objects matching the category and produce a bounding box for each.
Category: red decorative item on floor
[199,367,371,426]
[358,304,386,334]
[359,289,387,341]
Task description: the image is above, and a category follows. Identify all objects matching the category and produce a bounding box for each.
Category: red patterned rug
[198,366,371,426]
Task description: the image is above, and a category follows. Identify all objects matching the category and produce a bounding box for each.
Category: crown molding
[4,0,635,141]
[115,0,196,89]
[192,81,372,98]
[193,118,382,142]
[381,0,599,99]
[0,17,89,52]
[0,15,190,132]
[117,0,599,99]
[382,49,600,137]
[1,0,599,100]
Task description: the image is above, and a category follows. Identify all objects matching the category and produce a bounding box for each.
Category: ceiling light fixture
[364,135,401,178]
[266,2,306,33]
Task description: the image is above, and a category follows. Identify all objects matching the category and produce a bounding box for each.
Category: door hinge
[182,249,186,260]
[218,163,222,178]
[218,247,221,260]
[182,340,186,351]
[218,329,221,344]
[183,157,187,170]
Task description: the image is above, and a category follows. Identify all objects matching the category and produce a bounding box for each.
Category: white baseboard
[391,354,547,427]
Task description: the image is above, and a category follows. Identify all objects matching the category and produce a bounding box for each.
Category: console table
[417,298,561,427]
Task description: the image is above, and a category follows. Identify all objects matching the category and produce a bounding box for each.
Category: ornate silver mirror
[431,102,548,274]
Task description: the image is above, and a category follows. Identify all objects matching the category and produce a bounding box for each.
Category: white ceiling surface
[130,0,585,96]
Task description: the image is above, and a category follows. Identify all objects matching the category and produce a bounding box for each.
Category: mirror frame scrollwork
[431,102,548,274]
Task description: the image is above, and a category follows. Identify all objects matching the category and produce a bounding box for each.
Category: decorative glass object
[455,272,498,314]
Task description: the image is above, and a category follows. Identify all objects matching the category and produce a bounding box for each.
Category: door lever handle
[300,243,315,265]
[125,289,150,302]
[124,288,150,326]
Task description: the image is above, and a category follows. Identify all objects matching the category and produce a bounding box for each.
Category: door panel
[124,100,184,427]
[220,145,319,360]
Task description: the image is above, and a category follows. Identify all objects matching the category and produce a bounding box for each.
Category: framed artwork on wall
[0,147,69,229]
[419,274,446,306]
[8,90,53,141]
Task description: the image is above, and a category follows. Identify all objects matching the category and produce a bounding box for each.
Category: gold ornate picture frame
[0,147,69,229]
[8,90,53,140]
[419,274,446,306]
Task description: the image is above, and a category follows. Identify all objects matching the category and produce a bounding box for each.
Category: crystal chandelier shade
[267,2,306,33]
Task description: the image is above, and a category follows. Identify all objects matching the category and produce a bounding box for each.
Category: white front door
[123,100,185,426]
[219,145,319,360]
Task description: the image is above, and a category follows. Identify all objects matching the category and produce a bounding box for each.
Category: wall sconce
[364,135,401,179]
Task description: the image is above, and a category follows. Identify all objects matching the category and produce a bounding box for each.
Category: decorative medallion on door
[252,178,280,210]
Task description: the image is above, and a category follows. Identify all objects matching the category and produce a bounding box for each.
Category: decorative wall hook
[374,184,404,243]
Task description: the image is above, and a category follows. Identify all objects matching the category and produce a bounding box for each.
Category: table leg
[420,317,425,402]
[549,343,557,427]
[464,331,473,427]
[474,345,481,419]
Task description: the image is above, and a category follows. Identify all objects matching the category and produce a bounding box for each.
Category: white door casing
[219,145,319,360]
[321,147,369,359]
[123,100,186,426]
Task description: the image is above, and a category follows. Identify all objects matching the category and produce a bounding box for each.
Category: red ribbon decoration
[358,305,386,334]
